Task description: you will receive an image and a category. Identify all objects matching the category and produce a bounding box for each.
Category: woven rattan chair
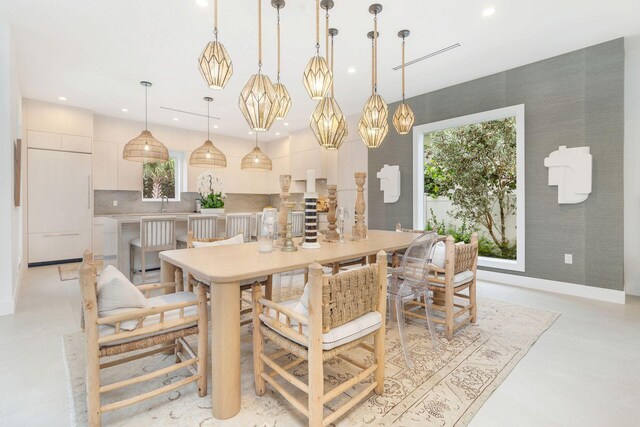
[251,251,388,427]
[403,234,479,340]
[185,231,272,326]
[78,251,208,427]
[177,214,218,248]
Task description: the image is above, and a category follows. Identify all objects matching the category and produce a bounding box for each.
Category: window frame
[141,150,184,203]
[412,104,526,272]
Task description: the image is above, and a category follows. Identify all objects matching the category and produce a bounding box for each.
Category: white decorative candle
[306,169,316,193]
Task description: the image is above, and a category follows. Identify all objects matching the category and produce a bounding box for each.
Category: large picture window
[142,151,183,201]
[413,105,525,271]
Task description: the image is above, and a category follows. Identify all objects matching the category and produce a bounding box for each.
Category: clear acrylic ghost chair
[387,230,439,369]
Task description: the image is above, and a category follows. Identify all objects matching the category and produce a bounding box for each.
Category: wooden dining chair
[251,251,388,427]
[225,213,253,242]
[79,251,207,427]
[185,231,272,326]
[130,216,176,284]
[176,214,218,248]
[402,234,479,340]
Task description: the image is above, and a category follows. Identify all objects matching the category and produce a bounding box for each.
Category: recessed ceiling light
[248,131,253,135]
[283,122,289,126]
[482,7,495,17]
[58,96,67,101]
[347,67,356,73]
[213,124,219,129]
[195,0,209,7]
[173,117,179,121]
[276,132,280,136]
[121,108,128,112]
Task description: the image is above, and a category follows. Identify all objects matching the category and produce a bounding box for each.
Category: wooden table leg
[210,281,241,419]
[160,259,177,295]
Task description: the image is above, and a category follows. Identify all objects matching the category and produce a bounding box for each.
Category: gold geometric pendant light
[303,0,332,100]
[190,97,227,168]
[272,0,291,120]
[358,116,388,149]
[392,30,415,135]
[241,134,272,171]
[360,4,389,148]
[123,81,169,163]
[310,15,348,151]
[198,0,233,89]
[238,0,281,132]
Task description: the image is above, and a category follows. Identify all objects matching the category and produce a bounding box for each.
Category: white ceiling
[1,0,639,141]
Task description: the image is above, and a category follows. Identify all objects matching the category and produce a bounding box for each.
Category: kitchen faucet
[161,196,168,214]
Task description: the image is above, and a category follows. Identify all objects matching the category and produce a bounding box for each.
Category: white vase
[201,208,225,215]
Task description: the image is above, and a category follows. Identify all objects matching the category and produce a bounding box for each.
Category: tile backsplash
[94,190,272,215]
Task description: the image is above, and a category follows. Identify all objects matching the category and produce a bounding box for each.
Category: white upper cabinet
[25,99,93,137]
[93,140,119,190]
[117,142,142,191]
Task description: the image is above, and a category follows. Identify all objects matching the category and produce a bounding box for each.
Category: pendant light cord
[373,12,378,94]
[213,0,218,39]
[207,101,210,140]
[401,35,406,101]
[144,84,148,131]
[370,36,374,95]
[315,0,320,53]
[330,31,335,97]
[258,0,262,70]
[325,6,329,61]
[277,6,281,82]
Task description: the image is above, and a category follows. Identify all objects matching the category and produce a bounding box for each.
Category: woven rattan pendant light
[360,4,389,148]
[392,30,415,135]
[198,0,233,89]
[303,0,332,100]
[238,0,281,132]
[310,3,348,151]
[190,97,227,168]
[241,134,272,171]
[272,0,291,120]
[123,81,169,163]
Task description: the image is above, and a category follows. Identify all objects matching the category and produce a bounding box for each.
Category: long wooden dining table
[158,229,421,420]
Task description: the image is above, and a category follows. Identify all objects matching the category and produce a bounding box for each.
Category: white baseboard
[477,270,626,304]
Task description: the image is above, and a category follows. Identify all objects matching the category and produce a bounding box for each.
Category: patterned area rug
[63,299,558,426]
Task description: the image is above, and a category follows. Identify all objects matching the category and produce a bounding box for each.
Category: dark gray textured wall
[368,39,624,291]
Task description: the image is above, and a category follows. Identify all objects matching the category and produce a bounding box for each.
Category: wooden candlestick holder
[276,174,291,247]
[324,184,339,242]
[352,172,368,241]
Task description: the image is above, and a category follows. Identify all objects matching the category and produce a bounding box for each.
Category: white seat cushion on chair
[99,291,199,342]
[260,298,382,351]
[430,270,475,287]
[191,233,244,247]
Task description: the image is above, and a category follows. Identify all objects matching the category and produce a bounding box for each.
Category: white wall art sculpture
[544,146,592,204]
[377,164,401,204]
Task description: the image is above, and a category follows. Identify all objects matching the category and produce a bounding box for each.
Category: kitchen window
[142,151,183,202]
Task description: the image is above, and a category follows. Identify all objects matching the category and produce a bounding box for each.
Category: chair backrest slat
[225,213,252,242]
[140,216,176,251]
[189,215,217,240]
[292,212,304,237]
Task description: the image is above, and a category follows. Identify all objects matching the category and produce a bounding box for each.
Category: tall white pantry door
[28,149,92,264]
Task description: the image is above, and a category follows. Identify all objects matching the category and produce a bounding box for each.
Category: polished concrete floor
[0,265,639,426]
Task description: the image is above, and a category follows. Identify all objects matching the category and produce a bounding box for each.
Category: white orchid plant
[197,172,226,209]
